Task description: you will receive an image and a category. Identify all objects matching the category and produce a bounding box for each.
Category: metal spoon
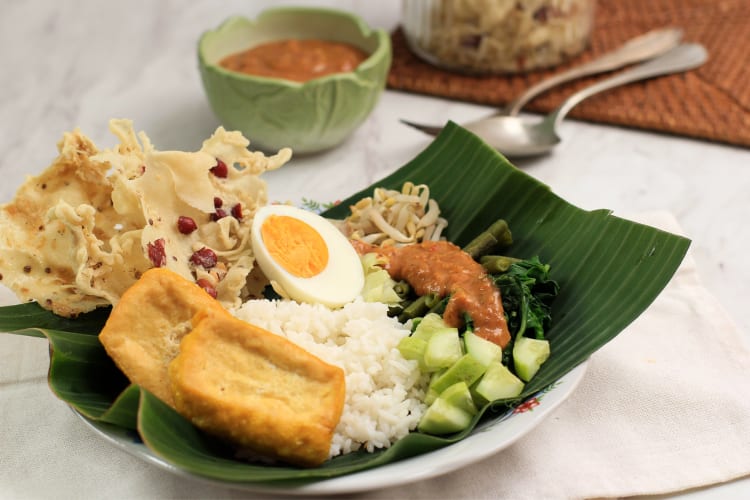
[503,27,683,116]
[401,43,707,158]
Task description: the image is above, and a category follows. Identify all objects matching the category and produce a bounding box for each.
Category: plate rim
[74,359,588,496]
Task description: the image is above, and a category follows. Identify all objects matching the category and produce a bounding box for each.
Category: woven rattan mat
[387,0,750,148]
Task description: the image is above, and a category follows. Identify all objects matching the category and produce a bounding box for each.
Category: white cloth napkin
[1,211,749,500]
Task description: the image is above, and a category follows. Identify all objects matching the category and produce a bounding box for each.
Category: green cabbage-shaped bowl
[198,7,391,154]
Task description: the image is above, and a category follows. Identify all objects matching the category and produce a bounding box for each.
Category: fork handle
[504,27,684,116]
[547,43,708,129]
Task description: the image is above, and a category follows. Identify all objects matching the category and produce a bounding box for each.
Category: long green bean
[393,281,411,299]
[398,293,438,322]
[480,255,521,274]
[462,219,513,259]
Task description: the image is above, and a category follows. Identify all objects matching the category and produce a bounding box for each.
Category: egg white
[251,204,365,308]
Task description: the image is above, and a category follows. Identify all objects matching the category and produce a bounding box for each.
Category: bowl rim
[198,6,391,87]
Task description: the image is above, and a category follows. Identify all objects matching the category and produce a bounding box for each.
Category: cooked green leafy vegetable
[494,256,559,341]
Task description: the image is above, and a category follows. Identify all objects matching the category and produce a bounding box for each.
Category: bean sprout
[343,182,448,247]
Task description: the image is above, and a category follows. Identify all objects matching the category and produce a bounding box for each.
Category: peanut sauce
[218,39,369,82]
[352,240,511,348]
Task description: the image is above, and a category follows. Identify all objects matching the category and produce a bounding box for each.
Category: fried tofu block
[99,267,225,407]
[169,309,346,467]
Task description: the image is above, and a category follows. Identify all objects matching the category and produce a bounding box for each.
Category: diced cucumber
[513,336,550,382]
[429,353,487,396]
[397,336,428,371]
[423,328,462,370]
[463,331,503,368]
[440,381,477,416]
[417,397,473,435]
[398,336,427,360]
[412,313,452,341]
[424,369,446,405]
[472,362,525,406]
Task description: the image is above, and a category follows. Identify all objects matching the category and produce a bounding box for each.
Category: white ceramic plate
[75,360,587,496]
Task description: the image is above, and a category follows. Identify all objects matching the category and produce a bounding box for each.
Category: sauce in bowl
[218,39,369,82]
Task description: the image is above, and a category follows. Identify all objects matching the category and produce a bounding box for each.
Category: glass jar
[401,0,596,74]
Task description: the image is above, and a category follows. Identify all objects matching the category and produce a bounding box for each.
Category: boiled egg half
[251,204,364,308]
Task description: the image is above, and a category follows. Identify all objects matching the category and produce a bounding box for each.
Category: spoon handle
[505,27,683,116]
[548,43,708,129]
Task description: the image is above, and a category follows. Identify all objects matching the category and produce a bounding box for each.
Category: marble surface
[1,1,748,499]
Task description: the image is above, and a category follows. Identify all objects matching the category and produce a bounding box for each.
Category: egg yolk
[260,215,329,278]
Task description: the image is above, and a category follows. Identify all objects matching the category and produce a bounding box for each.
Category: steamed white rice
[232,298,429,457]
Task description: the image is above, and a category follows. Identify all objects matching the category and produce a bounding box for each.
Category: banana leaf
[0,122,690,484]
